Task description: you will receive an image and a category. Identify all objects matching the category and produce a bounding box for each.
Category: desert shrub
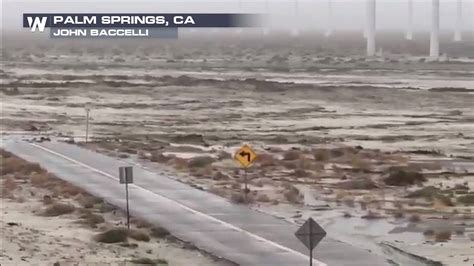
[150,226,170,238]
[115,152,129,158]
[150,152,171,163]
[337,178,377,190]
[42,195,54,205]
[407,186,440,198]
[217,151,231,160]
[208,186,227,197]
[131,258,168,265]
[230,192,246,204]
[81,212,105,226]
[3,176,18,191]
[119,147,137,154]
[79,195,103,208]
[434,231,452,242]
[393,210,405,219]
[453,183,469,191]
[0,149,13,158]
[30,173,50,187]
[194,166,213,177]
[297,158,314,170]
[313,149,330,161]
[171,158,188,170]
[42,203,75,216]
[434,194,454,207]
[129,230,150,242]
[134,219,152,229]
[2,157,43,175]
[343,198,355,207]
[423,229,435,236]
[282,150,301,161]
[94,227,128,243]
[293,169,309,178]
[213,171,229,180]
[230,183,241,190]
[350,155,371,171]
[409,214,421,223]
[256,153,277,167]
[384,169,425,186]
[97,202,116,213]
[457,195,474,205]
[283,185,301,204]
[282,161,298,169]
[361,211,383,219]
[256,194,271,202]
[57,183,83,197]
[187,156,215,168]
[130,258,168,265]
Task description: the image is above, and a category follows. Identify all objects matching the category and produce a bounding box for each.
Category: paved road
[2,140,392,266]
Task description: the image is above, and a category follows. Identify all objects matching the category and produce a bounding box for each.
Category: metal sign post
[234,144,257,202]
[295,217,327,266]
[119,166,134,229]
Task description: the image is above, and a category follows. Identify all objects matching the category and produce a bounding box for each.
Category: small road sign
[119,166,134,184]
[234,144,257,168]
[119,166,133,229]
[295,217,327,266]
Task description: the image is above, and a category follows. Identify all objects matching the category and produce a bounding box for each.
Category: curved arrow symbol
[239,151,251,162]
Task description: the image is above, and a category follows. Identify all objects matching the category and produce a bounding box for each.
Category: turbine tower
[406,0,413,40]
[454,0,462,42]
[236,0,243,34]
[291,0,300,37]
[366,0,376,56]
[430,0,440,59]
[263,0,270,35]
[325,0,333,37]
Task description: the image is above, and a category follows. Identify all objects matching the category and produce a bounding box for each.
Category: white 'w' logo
[27,17,47,32]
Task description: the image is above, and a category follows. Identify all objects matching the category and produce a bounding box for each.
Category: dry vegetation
[80,138,472,247]
[0,148,222,265]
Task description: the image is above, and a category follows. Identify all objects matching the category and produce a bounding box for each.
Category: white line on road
[30,142,326,266]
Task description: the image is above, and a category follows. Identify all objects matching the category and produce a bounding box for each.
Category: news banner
[23,13,261,38]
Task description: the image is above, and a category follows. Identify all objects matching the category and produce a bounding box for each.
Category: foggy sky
[2,0,473,31]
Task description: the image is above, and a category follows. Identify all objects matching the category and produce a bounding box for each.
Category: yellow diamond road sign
[234,144,257,168]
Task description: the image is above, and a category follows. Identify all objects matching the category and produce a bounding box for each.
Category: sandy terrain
[1,33,474,265]
[0,149,232,266]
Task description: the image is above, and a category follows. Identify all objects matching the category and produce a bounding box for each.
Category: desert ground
[0,149,234,265]
[1,31,474,265]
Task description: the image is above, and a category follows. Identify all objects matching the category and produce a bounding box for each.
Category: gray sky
[2,0,473,31]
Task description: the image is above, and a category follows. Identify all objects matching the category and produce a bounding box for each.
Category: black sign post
[295,217,327,266]
[119,166,134,229]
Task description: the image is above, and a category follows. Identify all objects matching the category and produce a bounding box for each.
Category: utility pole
[85,106,90,142]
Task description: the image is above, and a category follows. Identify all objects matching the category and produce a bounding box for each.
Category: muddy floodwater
[1,40,474,265]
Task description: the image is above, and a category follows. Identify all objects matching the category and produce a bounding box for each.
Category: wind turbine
[454,0,462,42]
[290,0,300,37]
[263,0,270,35]
[236,0,243,34]
[430,0,440,59]
[406,0,413,40]
[325,0,333,37]
[366,0,376,56]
